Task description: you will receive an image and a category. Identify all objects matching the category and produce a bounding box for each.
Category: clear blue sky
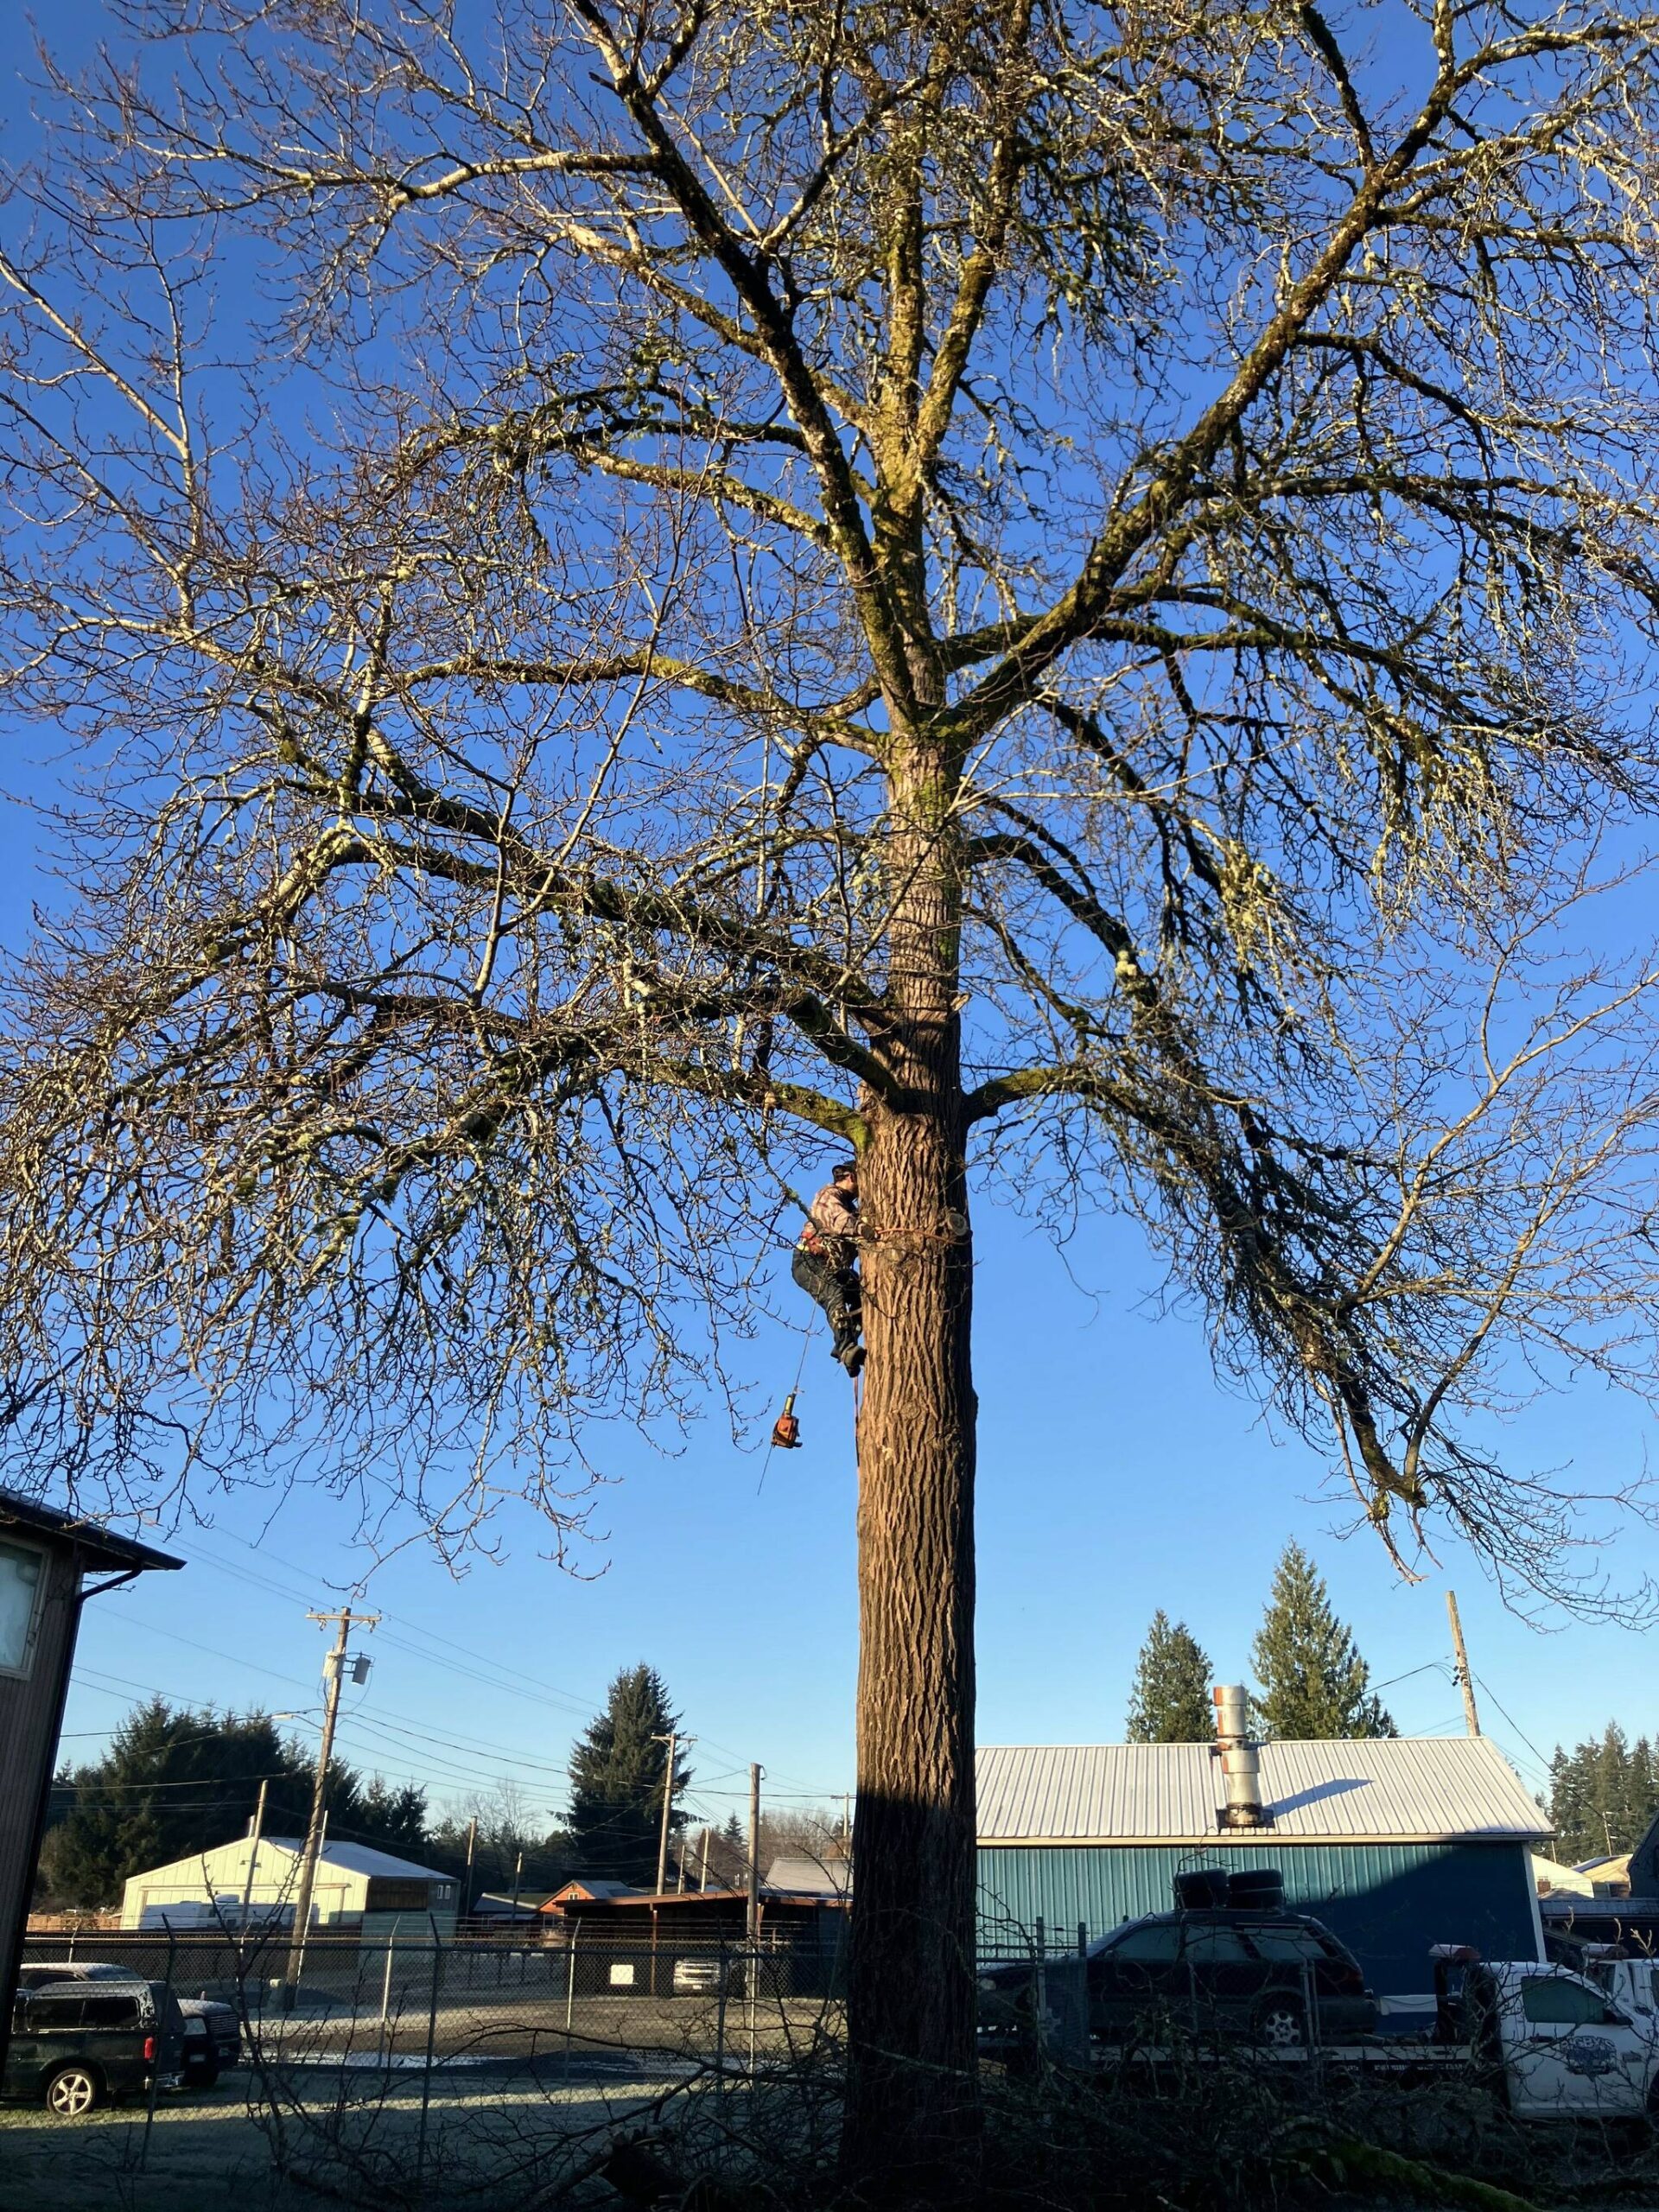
[6,3,1657,1847]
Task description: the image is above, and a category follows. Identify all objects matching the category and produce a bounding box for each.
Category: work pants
[791,1248,861,1357]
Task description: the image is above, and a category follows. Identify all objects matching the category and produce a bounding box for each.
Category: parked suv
[18,1961,240,2088]
[981,1887,1376,2053]
[4,1980,185,2114]
[671,1955,727,1996]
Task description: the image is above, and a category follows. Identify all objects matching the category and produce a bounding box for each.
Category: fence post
[140,1930,176,2172]
[379,1925,397,2060]
[415,1919,442,2198]
[563,1924,578,2079]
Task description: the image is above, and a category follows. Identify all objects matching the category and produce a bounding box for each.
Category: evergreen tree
[1250,1543,1396,1740]
[567,1665,692,1887]
[35,1698,429,1907]
[1630,1738,1658,1850]
[1126,1612,1215,1742]
[1547,1747,1590,1863]
[1548,1726,1659,1862]
[358,1777,432,1853]
[1592,1723,1630,1858]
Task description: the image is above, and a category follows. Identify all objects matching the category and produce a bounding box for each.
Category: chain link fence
[18,1922,846,2206]
[21,1920,843,2069]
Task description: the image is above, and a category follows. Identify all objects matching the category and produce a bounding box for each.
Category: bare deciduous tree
[5,0,1659,2182]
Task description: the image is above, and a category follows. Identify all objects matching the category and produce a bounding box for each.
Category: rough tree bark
[4,5,1659,2199]
[847,750,979,2181]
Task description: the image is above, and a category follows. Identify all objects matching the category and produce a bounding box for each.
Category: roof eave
[978,1831,1553,1847]
[0,1489,185,1573]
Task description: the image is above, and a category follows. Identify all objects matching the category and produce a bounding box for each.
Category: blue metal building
[977,1738,1548,2028]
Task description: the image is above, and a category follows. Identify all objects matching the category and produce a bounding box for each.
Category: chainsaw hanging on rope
[769,1390,803,1450]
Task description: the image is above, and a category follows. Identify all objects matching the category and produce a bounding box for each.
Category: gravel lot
[0,2064,694,2212]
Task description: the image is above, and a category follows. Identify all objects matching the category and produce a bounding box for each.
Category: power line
[100,1616,323,1695]
[188,1535,855,1792]
[188,1535,603,1719]
[51,1770,309,1796]
[73,1534,855,1802]
[1470,1671,1554,1776]
[1371,1659,1456,1694]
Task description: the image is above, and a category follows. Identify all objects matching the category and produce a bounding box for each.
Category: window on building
[1520,1976,1617,2026]
[0,1538,44,1676]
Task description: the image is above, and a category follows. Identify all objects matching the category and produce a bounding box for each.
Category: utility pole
[652,1731,692,1897]
[237,1778,268,1961]
[462,1816,477,1917]
[698,1825,712,1892]
[283,1608,378,2004]
[1446,1590,1481,1737]
[746,1764,762,1943]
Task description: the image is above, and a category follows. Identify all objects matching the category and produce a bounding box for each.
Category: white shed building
[121,1834,458,1939]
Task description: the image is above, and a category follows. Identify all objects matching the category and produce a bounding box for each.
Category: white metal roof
[766,1853,852,1896]
[262,1838,454,1883]
[976,1738,1551,1846]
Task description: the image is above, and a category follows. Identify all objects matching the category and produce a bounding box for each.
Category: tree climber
[791,1160,865,1376]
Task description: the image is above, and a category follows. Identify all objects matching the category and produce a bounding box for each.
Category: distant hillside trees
[426,1782,574,1903]
[1126,1613,1215,1742]
[1250,1543,1396,1741]
[1549,1726,1659,1863]
[38,1698,429,1909]
[567,1666,692,1887]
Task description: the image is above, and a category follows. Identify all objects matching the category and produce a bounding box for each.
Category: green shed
[977,1738,1549,2030]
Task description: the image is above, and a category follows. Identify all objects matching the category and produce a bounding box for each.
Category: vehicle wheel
[185,2060,220,2090]
[43,2065,102,2118]
[1253,1998,1307,2050]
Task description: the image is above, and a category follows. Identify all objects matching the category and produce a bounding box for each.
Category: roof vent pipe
[1212,1683,1269,1830]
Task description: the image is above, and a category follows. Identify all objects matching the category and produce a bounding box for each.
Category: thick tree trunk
[844,755,978,2197]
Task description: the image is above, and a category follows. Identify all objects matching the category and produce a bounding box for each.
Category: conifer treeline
[1548,1726,1659,1863]
[1125,1541,1395,1742]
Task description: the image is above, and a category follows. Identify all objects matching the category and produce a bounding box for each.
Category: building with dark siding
[0,1491,181,2064]
[977,1737,1548,2030]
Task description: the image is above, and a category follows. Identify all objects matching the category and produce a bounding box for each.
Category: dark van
[4,1980,185,2114]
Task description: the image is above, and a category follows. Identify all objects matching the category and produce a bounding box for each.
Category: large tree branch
[569,0,920,726]
[938,42,1502,747]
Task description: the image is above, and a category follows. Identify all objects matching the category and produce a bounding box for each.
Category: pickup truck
[1579,1943,1659,2026]
[985,1942,1659,2124]
[1426,1945,1659,2120]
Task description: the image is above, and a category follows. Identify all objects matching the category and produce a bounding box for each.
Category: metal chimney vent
[1211,1683,1272,1830]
